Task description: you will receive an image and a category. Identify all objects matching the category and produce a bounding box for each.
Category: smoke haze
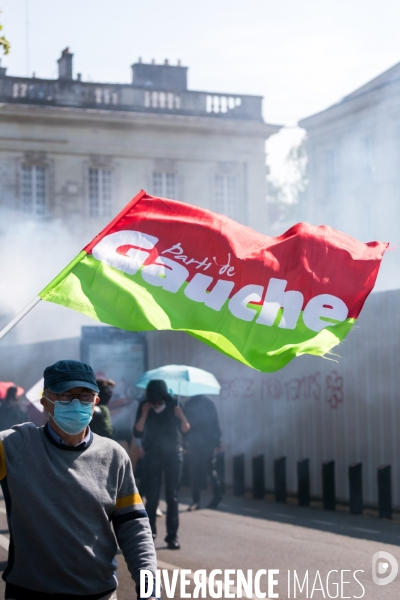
[0,209,101,344]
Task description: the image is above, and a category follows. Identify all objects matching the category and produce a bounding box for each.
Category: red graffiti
[261,378,282,400]
[284,378,303,401]
[219,370,343,409]
[220,378,254,399]
[308,372,322,402]
[325,370,344,409]
[283,372,322,403]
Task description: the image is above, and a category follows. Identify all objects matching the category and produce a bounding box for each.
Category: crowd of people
[0,359,223,598]
[89,373,223,549]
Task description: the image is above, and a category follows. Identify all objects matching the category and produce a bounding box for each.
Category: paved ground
[0,490,400,599]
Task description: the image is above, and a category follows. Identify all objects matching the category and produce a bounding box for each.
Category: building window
[214,174,237,220]
[89,168,113,217]
[152,171,177,198]
[21,165,47,214]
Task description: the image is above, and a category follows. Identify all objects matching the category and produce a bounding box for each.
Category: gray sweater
[0,422,157,599]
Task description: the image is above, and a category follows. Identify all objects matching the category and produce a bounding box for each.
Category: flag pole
[0,296,42,342]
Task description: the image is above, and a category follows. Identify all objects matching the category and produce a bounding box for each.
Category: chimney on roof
[131,59,188,91]
[164,59,169,66]
[58,47,73,80]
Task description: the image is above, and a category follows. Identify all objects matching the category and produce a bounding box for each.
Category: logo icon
[372,551,398,585]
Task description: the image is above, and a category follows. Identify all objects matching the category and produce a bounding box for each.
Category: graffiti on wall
[325,371,344,408]
[220,370,344,409]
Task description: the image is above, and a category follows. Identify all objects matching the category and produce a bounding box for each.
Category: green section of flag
[40,254,355,372]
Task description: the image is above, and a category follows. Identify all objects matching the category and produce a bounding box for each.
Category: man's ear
[94,396,100,405]
[40,397,49,411]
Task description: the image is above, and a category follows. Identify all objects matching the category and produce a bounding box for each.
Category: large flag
[39,190,387,372]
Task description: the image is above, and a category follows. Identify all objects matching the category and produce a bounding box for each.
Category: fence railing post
[233,453,245,496]
[378,464,392,519]
[252,455,265,499]
[297,458,310,506]
[349,463,363,515]
[322,460,336,510]
[274,456,287,503]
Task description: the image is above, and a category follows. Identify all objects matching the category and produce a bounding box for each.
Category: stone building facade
[0,48,279,239]
[299,62,400,290]
[0,48,280,343]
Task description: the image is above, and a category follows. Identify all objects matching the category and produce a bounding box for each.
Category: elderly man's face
[41,386,99,418]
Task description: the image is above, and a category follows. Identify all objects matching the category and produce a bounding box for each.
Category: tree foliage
[267,137,308,227]
[0,21,10,55]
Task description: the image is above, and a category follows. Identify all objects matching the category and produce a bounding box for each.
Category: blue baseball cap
[43,360,100,394]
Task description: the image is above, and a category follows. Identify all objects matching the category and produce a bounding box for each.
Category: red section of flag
[84,191,388,319]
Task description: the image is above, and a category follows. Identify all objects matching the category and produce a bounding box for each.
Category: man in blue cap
[0,360,157,600]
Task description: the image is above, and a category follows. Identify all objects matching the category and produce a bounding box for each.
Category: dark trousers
[144,452,182,540]
[190,449,221,504]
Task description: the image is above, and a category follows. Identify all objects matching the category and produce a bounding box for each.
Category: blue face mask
[45,398,93,435]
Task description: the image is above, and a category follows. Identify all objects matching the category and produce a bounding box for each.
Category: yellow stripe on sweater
[115,493,142,510]
[0,442,6,480]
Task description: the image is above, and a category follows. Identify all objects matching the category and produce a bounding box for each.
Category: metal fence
[0,289,398,507]
[147,289,400,507]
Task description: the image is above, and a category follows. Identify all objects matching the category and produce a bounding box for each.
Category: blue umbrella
[136,365,221,397]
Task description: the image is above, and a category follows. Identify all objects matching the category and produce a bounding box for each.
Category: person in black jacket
[91,378,114,438]
[133,380,190,550]
[184,394,222,510]
[0,386,26,430]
